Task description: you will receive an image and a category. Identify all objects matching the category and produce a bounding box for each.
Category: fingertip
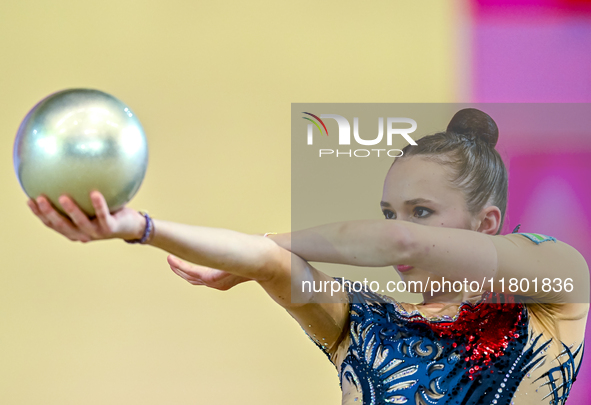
[38,194,53,207]
[58,195,71,208]
[167,255,179,266]
[27,199,39,215]
[90,190,105,202]
[36,195,50,210]
[90,192,100,205]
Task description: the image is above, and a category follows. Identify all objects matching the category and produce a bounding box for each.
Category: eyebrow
[380,198,433,208]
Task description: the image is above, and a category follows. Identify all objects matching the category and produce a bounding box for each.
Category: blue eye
[383,210,395,219]
[414,207,432,218]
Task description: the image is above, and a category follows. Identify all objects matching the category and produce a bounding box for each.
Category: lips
[396,264,414,272]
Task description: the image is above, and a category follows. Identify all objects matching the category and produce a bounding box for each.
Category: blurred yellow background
[0,1,466,403]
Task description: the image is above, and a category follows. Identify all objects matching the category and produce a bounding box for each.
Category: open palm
[167,254,251,291]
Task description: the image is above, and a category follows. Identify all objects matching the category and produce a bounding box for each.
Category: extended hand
[167,254,251,291]
[27,191,145,242]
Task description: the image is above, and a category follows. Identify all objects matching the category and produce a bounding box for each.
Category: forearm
[147,219,279,281]
[267,219,412,267]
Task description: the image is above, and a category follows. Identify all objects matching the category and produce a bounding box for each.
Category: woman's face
[381,155,478,285]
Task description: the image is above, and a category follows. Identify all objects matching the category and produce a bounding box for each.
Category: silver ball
[13,89,148,216]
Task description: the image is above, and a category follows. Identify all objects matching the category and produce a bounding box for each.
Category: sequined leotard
[305,232,585,405]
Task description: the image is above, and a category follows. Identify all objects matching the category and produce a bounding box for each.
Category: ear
[474,206,502,235]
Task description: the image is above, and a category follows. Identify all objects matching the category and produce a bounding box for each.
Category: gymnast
[27,108,589,405]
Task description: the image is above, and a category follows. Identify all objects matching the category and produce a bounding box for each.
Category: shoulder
[493,231,586,265]
[489,232,589,304]
[510,232,557,245]
[507,232,588,275]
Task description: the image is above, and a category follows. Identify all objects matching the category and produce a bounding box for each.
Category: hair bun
[446,108,499,147]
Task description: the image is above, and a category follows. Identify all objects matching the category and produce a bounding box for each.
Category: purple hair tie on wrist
[124,211,154,244]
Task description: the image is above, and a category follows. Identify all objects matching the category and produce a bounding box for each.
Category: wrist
[131,211,146,239]
[124,211,154,244]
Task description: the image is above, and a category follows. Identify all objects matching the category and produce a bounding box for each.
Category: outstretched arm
[29,191,281,282]
[267,219,412,267]
[267,220,590,304]
[28,192,350,359]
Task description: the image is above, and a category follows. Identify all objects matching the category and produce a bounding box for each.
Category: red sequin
[404,293,523,372]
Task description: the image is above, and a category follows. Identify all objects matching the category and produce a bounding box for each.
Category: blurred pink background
[469,0,591,401]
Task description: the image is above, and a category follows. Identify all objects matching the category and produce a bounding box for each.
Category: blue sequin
[304,278,584,405]
[302,226,582,404]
